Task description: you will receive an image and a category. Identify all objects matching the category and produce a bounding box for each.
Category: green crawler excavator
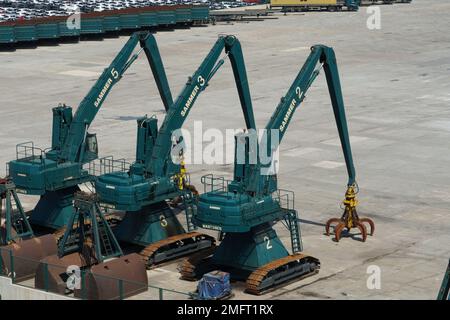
[179,45,363,295]
[94,34,256,268]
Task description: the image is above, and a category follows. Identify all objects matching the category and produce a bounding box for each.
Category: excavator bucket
[74,253,148,300]
[0,234,57,282]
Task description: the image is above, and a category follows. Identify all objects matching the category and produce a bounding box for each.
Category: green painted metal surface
[36,23,59,39]
[0,180,34,245]
[114,201,185,246]
[195,191,283,233]
[176,8,192,23]
[120,14,140,29]
[192,45,354,278]
[96,36,254,251]
[59,193,123,261]
[9,32,173,230]
[103,16,121,32]
[96,35,255,212]
[437,259,450,300]
[0,26,15,44]
[139,12,158,27]
[191,6,209,21]
[347,0,360,10]
[211,225,288,276]
[58,21,80,37]
[157,10,176,25]
[0,6,209,44]
[80,18,104,35]
[29,186,79,229]
[14,25,37,42]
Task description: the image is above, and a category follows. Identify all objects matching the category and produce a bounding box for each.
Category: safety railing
[0,246,193,300]
[240,188,295,222]
[274,189,295,212]
[200,174,232,194]
[15,141,47,164]
[200,175,296,210]
[88,156,131,177]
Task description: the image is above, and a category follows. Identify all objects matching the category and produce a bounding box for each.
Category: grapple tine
[325,185,375,243]
[355,221,368,242]
[325,218,342,236]
[334,222,346,242]
[359,218,375,236]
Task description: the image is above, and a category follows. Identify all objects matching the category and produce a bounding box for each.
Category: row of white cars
[0,0,254,22]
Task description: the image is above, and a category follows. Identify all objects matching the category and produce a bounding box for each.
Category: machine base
[179,225,320,295]
[114,201,185,246]
[30,186,80,230]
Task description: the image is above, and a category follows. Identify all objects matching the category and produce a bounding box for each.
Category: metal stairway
[96,217,116,260]
[182,189,197,232]
[286,210,303,253]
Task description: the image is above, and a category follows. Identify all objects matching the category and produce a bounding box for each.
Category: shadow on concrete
[323,229,369,243]
[299,218,326,228]
[37,39,60,47]
[80,34,104,41]
[59,36,81,44]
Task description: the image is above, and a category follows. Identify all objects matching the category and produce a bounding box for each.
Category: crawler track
[245,254,320,295]
[178,245,217,280]
[140,232,216,268]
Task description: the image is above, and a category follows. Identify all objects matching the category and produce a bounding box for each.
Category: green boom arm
[150,35,256,177]
[265,45,356,186]
[59,31,173,164]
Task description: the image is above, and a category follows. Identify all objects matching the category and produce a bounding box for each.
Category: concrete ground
[1,0,449,300]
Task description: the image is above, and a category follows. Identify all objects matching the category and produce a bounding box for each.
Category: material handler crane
[94,35,256,268]
[8,31,172,233]
[5,31,173,292]
[179,45,373,294]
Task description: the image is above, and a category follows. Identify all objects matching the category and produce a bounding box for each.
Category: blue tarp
[197,270,231,300]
